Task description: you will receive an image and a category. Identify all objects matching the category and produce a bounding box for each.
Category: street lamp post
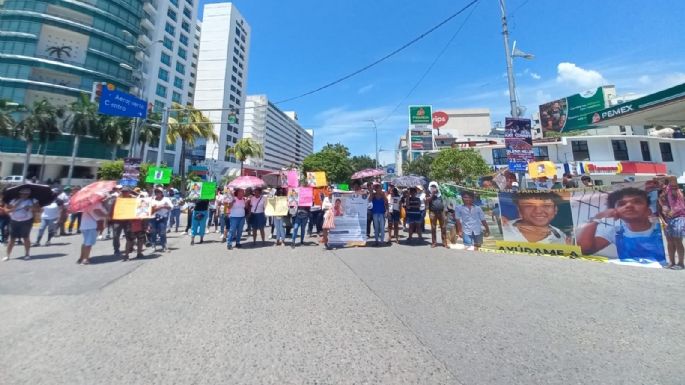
[366,119,379,169]
[499,0,534,119]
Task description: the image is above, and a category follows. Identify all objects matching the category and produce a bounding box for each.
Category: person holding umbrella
[4,187,40,261]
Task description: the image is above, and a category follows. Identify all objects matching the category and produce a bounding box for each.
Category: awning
[588,82,685,126]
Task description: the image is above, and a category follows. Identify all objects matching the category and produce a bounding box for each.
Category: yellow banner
[528,161,557,178]
[306,172,327,187]
[495,241,585,259]
[112,198,153,220]
[265,196,289,216]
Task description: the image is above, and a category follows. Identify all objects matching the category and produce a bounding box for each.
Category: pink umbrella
[351,168,386,180]
[68,180,117,213]
[228,176,267,190]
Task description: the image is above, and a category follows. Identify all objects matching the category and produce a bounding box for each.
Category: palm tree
[14,99,62,180]
[46,45,72,61]
[137,111,161,159]
[226,138,264,176]
[63,93,100,186]
[166,102,216,192]
[100,116,132,160]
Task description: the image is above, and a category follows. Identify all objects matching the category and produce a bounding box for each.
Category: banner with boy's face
[328,193,368,247]
[446,181,669,268]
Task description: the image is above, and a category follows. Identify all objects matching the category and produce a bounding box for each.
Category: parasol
[351,168,386,180]
[2,184,55,207]
[68,180,117,213]
[391,175,427,188]
[228,176,267,190]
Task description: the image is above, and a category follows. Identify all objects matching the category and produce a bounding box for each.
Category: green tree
[63,93,100,185]
[226,138,264,176]
[403,155,434,178]
[302,143,354,183]
[167,103,217,193]
[97,159,124,180]
[15,99,63,180]
[350,155,377,171]
[100,116,132,160]
[0,100,23,136]
[429,148,490,184]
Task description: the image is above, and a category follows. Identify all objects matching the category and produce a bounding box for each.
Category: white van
[2,175,24,184]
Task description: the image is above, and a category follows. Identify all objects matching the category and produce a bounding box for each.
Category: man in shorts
[4,188,40,261]
[455,191,490,251]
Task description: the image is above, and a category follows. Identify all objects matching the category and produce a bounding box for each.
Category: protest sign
[265,196,289,216]
[297,187,313,206]
[146,167,172,184]
[200,182,217,200]
[306,172,327,187]
[287,170,299,187]
[112,197,153,220]
[328,193,368,246]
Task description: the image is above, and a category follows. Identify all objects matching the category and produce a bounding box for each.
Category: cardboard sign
[200,182,217,200]
[528,161,557,178]
[146,167,172,184]
[306,172,327,187]
[265,196,289,216]
[297,187,313,206]
[112,197,153,220]
[287,170,299,187]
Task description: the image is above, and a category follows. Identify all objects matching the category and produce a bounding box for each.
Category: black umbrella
[2,184,56,206]
[391,175,427,188]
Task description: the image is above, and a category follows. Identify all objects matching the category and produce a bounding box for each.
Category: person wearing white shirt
[249,188,267,244]
[34,199,63,246]
[4,188,40,261]
[150,187,172,251]
[77,202,108,265]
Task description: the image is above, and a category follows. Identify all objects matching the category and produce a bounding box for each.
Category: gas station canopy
[588,82,685,127]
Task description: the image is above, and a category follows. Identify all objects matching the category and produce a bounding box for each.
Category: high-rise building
[193,2,250,175]
[0,0,201,180]
[134,0,201,169]
[243,95,314,171]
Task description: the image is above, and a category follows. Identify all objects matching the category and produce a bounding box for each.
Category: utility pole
[499,0,519,118]
[156,107,169,167]
[367,119,379,168]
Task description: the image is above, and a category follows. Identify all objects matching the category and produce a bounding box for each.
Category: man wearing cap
[4,188,40,261]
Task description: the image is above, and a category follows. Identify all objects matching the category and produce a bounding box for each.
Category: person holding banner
[271,188,287,246]
[190,199,209,245]
[291,205,310,249]
[577,187,666,264]
[426,182,448,249]
[388,187,402,243]
[658,180,685,269]
[404,187,423,244]
[455,191,490,251]
[150,188,172,252]
[226,188,247,250]
[369,184,389,246]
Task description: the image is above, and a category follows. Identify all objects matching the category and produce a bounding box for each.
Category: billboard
[410,128,434,151]
[504,118,534,172]
[409,105,432,126]
[539,87,606,133]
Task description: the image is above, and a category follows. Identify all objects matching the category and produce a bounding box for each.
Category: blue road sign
[386,167,395,174]
[98,87,147,119]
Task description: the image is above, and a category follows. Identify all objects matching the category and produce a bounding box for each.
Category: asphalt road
[1,223,683,385]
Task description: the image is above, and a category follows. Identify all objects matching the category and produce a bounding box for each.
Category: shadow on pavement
[23,253,68,260]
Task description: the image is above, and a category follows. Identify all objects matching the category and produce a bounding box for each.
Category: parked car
[2,175,24,184]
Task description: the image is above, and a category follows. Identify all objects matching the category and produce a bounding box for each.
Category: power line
[273,0,481,105]
[375,0,481,129]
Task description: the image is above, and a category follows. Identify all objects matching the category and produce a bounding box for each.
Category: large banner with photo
[327,193,368,247]
[442,180,669,268]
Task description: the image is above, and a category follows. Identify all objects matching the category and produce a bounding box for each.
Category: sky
[198,0,685,165]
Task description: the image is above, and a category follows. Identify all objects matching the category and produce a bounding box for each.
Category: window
[640,141,651,161]
[492,148,508,165]
[160,52,171,66]
[164,22,175,35]
[154,100,165,112]
[163,36,173,50]
[179,34,189,46]
[660,142,674,162]
[235,27,241,37]
[611,140,629,160]
[167,9,177,21]
[172,91,181,103]
[173,77,183,89]
[571,140,590,161]
[533,146,549,161]
[156,84,167,97]
[158,68,169,81]
[183,7,192,18]
[232,66,238,74]
[181,21,190,33]
[170,0,178,6]
[178,47,187,59]
[176,62,185,74]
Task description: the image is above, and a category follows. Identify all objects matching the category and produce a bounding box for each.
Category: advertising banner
[146,167,172,184]
[265,196,289,216]
[328,193,368,246]
[410,128,434,151]
[442,181,668,268]
[306,172,327,187]
[504,118,534,172]
[589,82,685,125]
[112,197,153,220]
[409,105,432,126]
[539,87,606,133]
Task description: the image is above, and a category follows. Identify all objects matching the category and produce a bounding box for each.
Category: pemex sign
[409,105,432,126]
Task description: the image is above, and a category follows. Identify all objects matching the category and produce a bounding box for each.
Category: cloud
[556,62,607,89]
[530,72,542,80]
[638,75,651,85]
[357,84,374,94]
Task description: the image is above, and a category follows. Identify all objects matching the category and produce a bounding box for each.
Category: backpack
[430,196,445,212]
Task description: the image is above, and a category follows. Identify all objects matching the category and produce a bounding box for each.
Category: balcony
[138,32,152,47]
[140,17,154,32]
[143,1,158,15]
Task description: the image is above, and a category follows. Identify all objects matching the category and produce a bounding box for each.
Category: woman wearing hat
[4,188,40,261]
